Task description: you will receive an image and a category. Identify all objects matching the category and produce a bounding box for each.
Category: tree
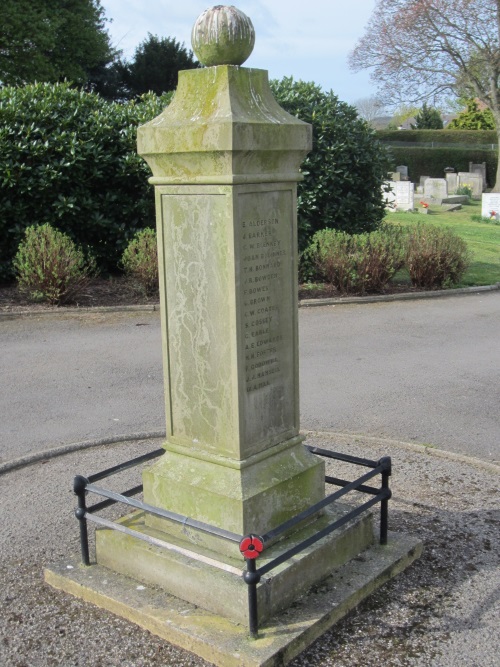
[0,0,114,86]
[354,96,385,123]
[411,103,443,129]
[349,0,500,190]
[120,34,198,98]
[447,98,496,129]
[387,103,420,129]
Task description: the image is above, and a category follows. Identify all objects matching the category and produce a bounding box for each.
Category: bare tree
[354,96,385,123]
[349,0,500,190]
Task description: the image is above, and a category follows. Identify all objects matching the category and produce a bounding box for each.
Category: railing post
[244,558,261,638]
[378,457,392,545]
[74,475,90,565]
[240,535,264,638]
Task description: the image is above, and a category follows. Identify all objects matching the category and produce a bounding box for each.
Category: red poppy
[420,201,429,208]
[490,211,496,217]
[239,535,264,559]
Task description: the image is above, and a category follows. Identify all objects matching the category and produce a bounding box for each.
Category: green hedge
[377,129,498,145]
[0,83,172,281]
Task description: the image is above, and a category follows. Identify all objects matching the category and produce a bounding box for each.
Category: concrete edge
[0,431,166,476]
[299,282,500,307]
[303,429,500,475]
[1,283,499,320]
[0,303,159,320]
[3,428,499,477]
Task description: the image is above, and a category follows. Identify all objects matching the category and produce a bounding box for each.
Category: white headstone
[482,193,500,220]
[384,181,414,211]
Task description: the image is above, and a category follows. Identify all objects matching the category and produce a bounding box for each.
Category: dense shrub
[305,226,405,294]
[271,78,389,251]
[121,228,159,296]
[0,82,172,281]
[355,227,406,292]
[306,223,470,292]
[13,223,95,304]
[405,225,471,289]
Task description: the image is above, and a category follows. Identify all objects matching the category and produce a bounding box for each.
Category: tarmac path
[1,290,499,466]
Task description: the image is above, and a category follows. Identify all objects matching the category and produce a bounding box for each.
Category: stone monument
[46,7,421,664]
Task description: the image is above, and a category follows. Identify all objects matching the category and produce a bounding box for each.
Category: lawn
[386,199,500,287]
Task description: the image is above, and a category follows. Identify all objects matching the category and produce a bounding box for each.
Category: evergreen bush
[120,228,159,296]
[270,78,389,251]
[13,223,95,304]
[0,82,172,281]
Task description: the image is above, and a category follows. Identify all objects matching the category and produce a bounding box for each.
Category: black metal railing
[73,445,391,638]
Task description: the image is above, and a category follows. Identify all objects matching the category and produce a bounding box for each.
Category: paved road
[1,291,499,464]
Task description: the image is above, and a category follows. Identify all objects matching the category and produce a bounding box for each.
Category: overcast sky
[99,0,379,105]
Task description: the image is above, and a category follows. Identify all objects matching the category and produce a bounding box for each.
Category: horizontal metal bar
[305,445,378,468]
[258,492,387,577]
[325,476,380,495]
[86,484,242,543]
[87,484,143,513]
[87,448,164,484]
[262,465,383,543]
[85,513,243,576]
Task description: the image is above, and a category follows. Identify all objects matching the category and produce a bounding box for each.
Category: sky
[99,0,379,106]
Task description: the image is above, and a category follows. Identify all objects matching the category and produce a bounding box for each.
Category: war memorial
[45,6,421,665]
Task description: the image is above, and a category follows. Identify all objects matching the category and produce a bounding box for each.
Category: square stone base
[95,503,374,625]
[45,531,422,667]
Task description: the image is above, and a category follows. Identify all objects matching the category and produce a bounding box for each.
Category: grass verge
[386,200,500,287]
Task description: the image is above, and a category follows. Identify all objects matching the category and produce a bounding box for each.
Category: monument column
[137,6,324,542]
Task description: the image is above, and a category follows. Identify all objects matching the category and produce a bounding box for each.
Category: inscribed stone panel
[237,185,298,450]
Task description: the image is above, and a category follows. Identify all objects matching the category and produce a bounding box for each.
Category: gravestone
[446,172,458,194]
[458,172,483,198]
[482,193,500,220]
[385,181,414,211]
[396,165,409,179]
[469,161,487,190]
[424,178,448,201]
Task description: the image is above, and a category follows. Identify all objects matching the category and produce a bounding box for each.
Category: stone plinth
[95,503,374,625]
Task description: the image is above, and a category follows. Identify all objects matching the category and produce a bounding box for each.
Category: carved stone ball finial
[191,5,255,67]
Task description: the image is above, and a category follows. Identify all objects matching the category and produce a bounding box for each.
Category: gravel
[1,434,499,667]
